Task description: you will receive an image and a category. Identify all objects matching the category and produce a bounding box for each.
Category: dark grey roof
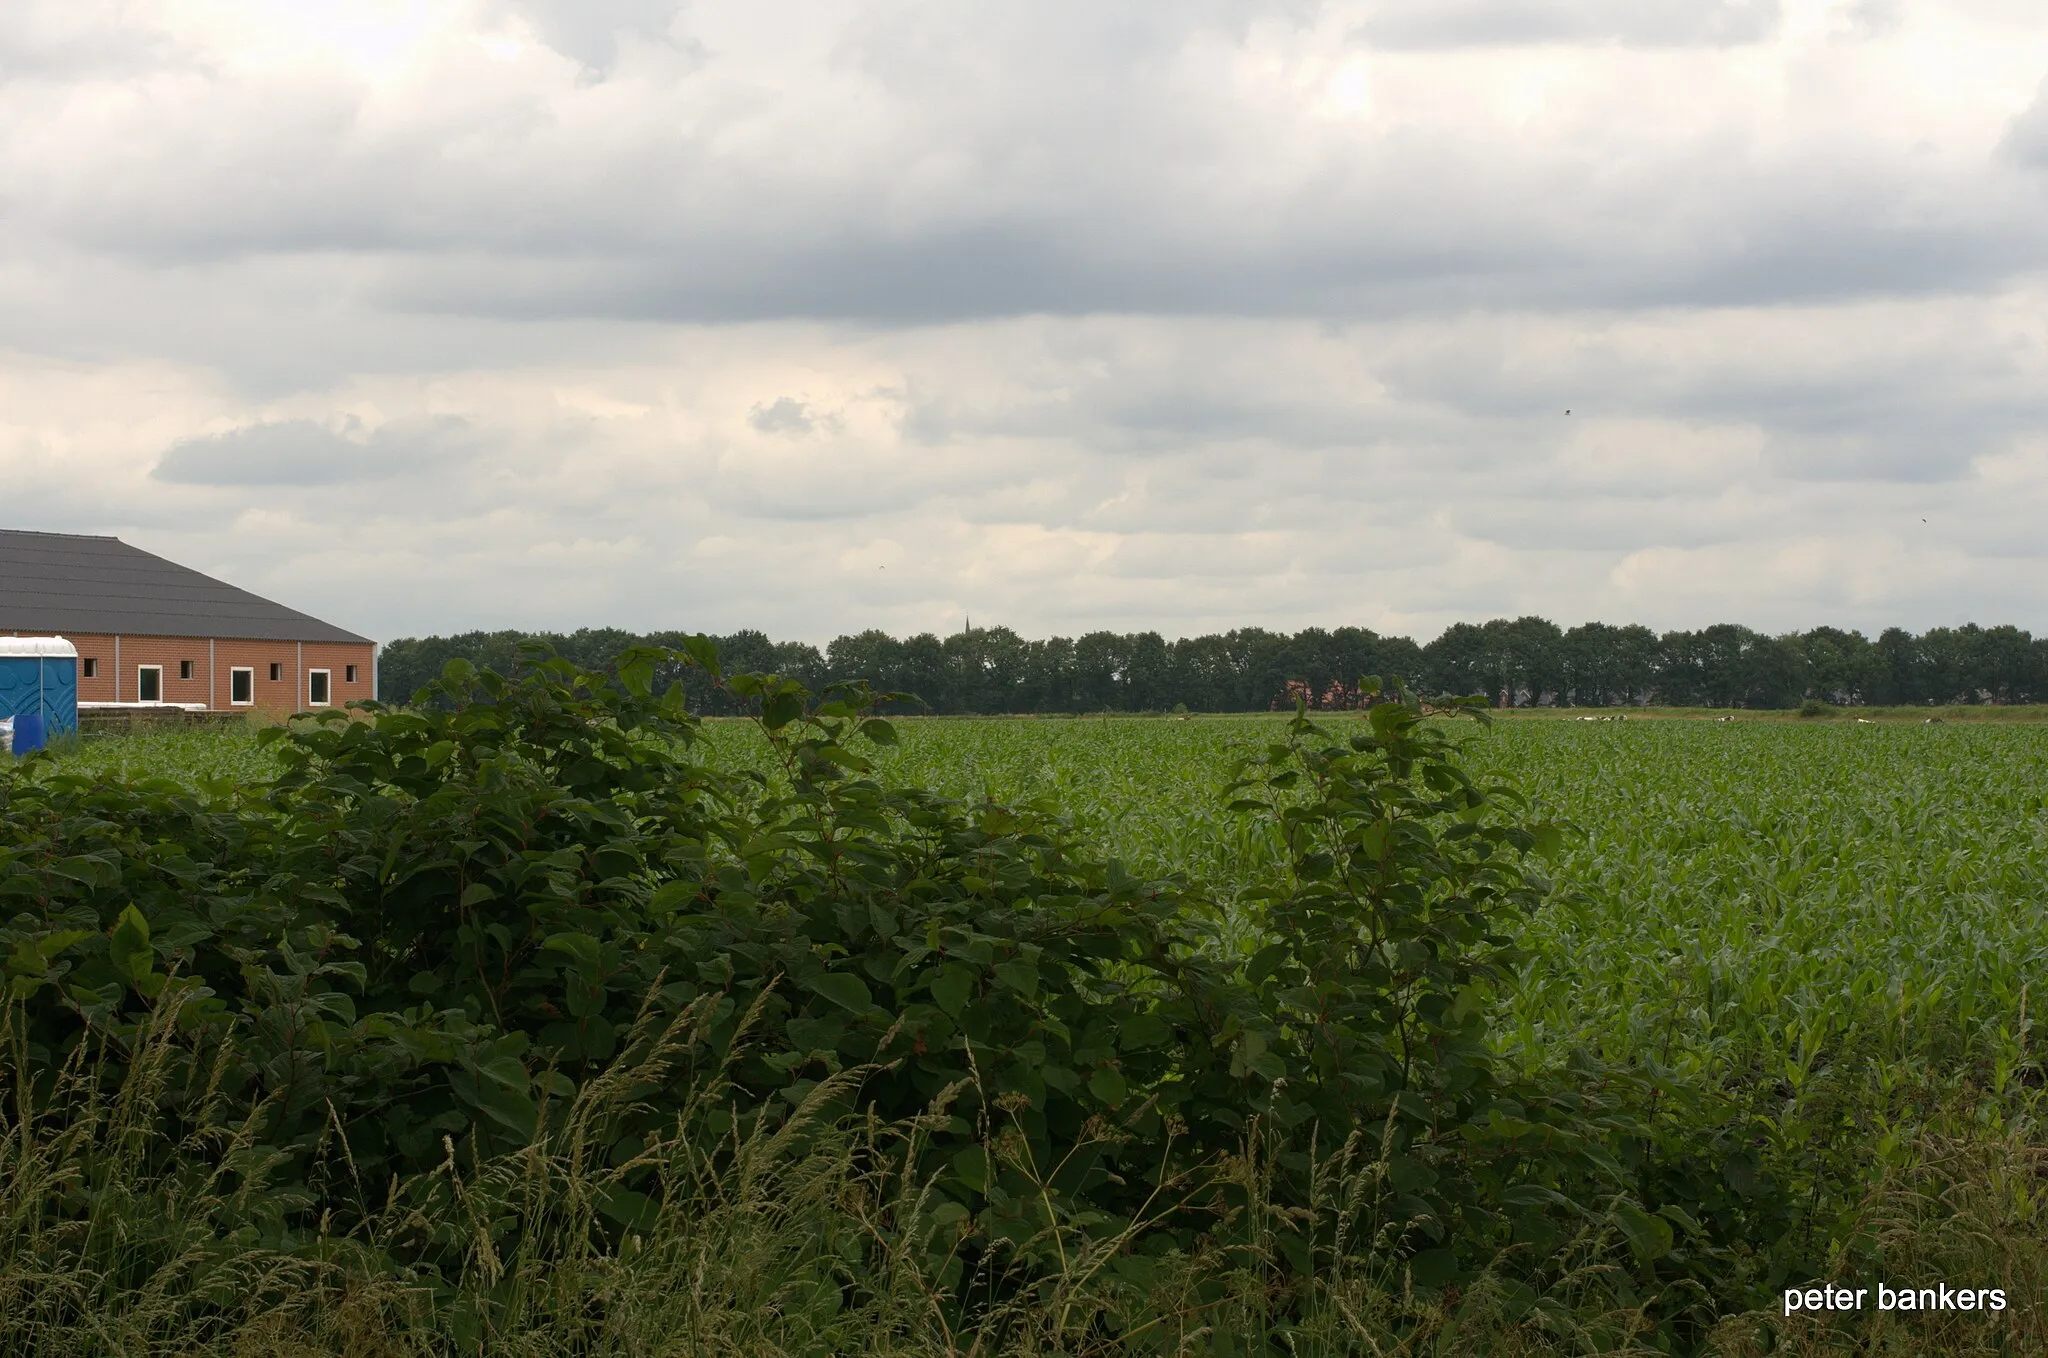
[0,530,372,645]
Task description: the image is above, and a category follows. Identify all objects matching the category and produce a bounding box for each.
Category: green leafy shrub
[0,644,1779,1344]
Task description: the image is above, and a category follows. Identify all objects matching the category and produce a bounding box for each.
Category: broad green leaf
[951,1146,990,1193]
[810,973,873,1013]
[930,965,973,1017]
[108,906,153,985]
[1087,1065,1127,1106]
[1407,1248,1460,1288]
[991,960,1037,996]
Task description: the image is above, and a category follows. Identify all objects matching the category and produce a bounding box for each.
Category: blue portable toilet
[0,636,79,754]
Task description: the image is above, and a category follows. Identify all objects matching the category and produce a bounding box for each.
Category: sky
[4,0,2048,645]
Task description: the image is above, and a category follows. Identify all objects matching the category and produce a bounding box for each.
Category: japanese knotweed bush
[0,644,1733,1338]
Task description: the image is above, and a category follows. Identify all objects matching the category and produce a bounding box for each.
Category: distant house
[0,529,375,715]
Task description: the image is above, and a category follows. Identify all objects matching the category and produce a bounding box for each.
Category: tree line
[375,617,2048,714]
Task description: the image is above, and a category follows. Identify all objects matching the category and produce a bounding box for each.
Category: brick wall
[65,633,377,715]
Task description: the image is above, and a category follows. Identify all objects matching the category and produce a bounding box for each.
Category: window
[308,669,331,706]
[179,660,193,680]
[269,662,283,682]
[345,664,358,684]
[230,668,253,706]
[82,658,97,678]
[137,665,163,703]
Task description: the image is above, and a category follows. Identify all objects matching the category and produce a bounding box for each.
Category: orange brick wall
[64,634,377,715]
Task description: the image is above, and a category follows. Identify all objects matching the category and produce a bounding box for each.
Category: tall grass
[9,993,2044,1355]
[0,985,1580,1356]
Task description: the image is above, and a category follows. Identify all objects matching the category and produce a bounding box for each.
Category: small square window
[269,663,283,682]
[345,664,358,684]
[82,658,98,678]
[179,660,193,680]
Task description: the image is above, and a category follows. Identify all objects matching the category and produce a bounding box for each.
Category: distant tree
[1560,622,1619,706]
[376,630,537,706]
[1867,627,1921,705]
[1743,634,1808,710]
[1798,627,1870,705]
[941,625,1031,713]
[1073,631,1129,711]
[1222,628,1291,709]
[1501,616,1565,705]
[1561,622,1660,706]
[1453,616,1564,707]
[1169,633,1238,711]
[895,633,951,711]
[375,617,2046,715]
[1324,626,1423,705]
[826,629,901,690]
[1421,622,1491,701]
[1609,625,1660,705]
[1940,623,2038,704]
[1127,631,1173,710]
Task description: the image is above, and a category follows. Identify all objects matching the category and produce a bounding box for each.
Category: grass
[28,723,279,786]
[0,963,1701,1356]
[1494,704,2048,723]
[15,713,2048,1353]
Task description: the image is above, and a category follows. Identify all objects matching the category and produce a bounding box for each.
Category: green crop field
[694,714,2048,1090]
[34,710,2048,1103]
[11,699,2048,1355]
[36,713,2048,1122]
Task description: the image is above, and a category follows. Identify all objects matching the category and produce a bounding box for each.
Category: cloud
[152,417,479,486]
[3,1,2048,645]
[1356,0,1782,50]
[2004,76,2048,169]
[487,0,692,73]
[5,0,2043,330]
[0,0,184,82]
[748,397,818,436]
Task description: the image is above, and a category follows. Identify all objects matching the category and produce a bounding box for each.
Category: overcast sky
[5,0,2048,644]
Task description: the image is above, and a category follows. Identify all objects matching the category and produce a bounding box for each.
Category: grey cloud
[1844,0,1904,38]
[488,0,693,73]
[2003,78,2048,169]
[0,4,183,82]
[152,417,478,486]
[362,193,2039,328]
[749,397,817,435]
[1762,434,1968,485]
[891,304,2048,498]
[14,1,2040,333]
[1358,0,1781,50]
[9,2,2048,645]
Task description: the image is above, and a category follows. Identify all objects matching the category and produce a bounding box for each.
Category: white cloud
[153,415,482,485]
[1356,0,1784,50]
[1,0,2047,644]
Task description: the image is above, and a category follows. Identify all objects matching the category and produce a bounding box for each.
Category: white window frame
[137,664,163,703]
[230,667,254,706]
[308,668,332,707]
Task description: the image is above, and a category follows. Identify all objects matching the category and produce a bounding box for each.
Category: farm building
[0,529,375,716]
